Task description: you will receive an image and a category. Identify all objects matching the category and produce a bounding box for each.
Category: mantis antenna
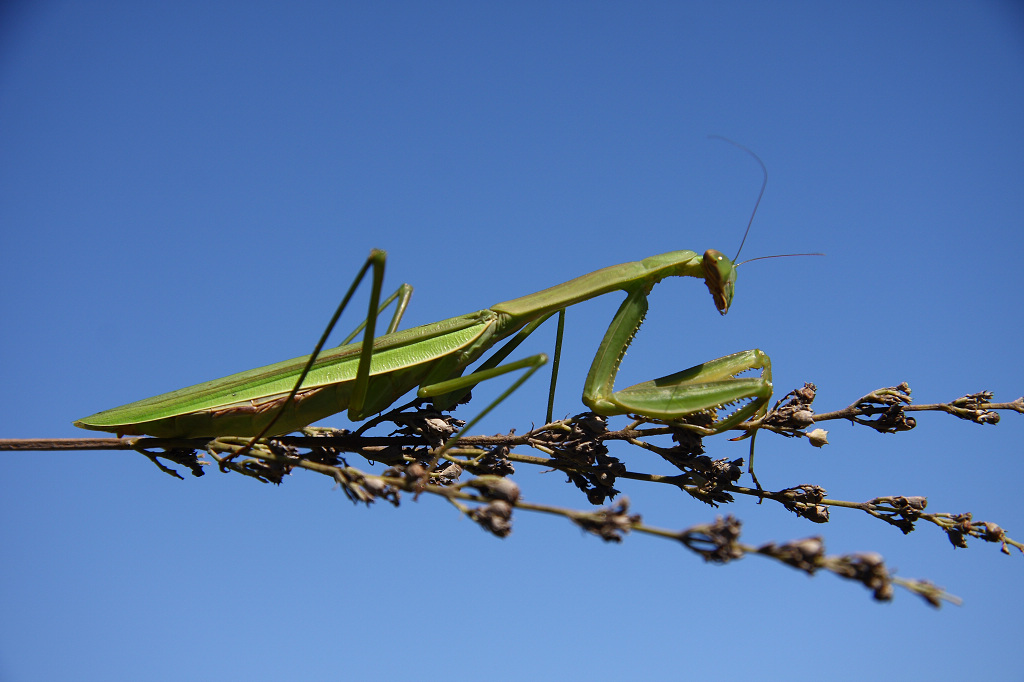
[709,136,825,266]
[707,135,767,263]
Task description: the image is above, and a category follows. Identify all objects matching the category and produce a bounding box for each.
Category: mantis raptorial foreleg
[581,282,772,433]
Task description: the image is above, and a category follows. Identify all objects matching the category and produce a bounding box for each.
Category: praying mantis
[74,248,773,441]
[75,141,782,450]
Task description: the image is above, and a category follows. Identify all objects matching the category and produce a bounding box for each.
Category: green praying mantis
[74,248,772,441]
[75,143,784,457]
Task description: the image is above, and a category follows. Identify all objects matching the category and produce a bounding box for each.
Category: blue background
[2,3,1022,680]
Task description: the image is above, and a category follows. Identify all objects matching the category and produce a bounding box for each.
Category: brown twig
[4,383,1020,605]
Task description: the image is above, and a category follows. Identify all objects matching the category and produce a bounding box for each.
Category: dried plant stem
[4,383,1020,606]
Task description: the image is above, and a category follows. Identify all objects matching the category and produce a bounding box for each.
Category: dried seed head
[806,428,829,447]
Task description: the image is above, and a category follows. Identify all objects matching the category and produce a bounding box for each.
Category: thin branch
[5,382,1020,606]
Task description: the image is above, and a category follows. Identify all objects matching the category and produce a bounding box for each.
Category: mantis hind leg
[232,249,389,453]
[581,287,773,433]
[338,282,414,345]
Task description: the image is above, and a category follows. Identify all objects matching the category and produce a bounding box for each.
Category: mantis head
[701,249,736,315]
[698,140,822,317]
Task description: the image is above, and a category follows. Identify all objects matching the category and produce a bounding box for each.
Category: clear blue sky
[2,2,1022,680]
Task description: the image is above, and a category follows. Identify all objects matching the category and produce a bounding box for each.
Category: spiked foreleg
[582,287,773,432]
[582,287,649,415]
[606,350,772,431]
